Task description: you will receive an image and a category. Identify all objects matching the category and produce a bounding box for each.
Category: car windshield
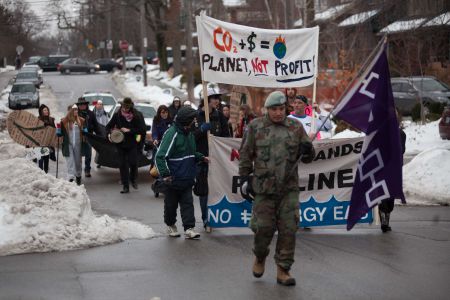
[135,105,156,118]
[83,95,116,106]
[413,79,450,92]
[11,84,35,93]
[17,72,37,79]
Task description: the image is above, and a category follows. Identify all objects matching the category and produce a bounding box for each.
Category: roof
[315,3,351,21]
[380,18,427,33]
[338,9,379,27]
[423,12,450,27]
[82,91,113,95]
[223,0,246,7]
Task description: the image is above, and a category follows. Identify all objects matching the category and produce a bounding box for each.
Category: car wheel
[134,65,142,72]
[64,69,70,74]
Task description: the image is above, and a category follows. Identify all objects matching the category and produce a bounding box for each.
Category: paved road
[1,72,449,300]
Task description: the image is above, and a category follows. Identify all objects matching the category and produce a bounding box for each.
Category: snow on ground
[113,71,177,108]
[0,87,157,256]
[0,65,15,73]
[403,120,449,155]
[403,148,450,205]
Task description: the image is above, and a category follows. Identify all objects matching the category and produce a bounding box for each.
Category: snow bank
[403,120,449,155]
[403,148,450,205]
[0,66,15,73]
[332,129,365,139]
[0,157,156,256]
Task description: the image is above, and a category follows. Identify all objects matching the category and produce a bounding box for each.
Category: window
[12,84,36,93]
[391,82,402,92]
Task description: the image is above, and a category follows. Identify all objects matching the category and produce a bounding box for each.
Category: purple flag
[333,45,406,230]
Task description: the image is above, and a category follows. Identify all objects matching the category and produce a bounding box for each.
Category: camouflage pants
[250,191,299,270]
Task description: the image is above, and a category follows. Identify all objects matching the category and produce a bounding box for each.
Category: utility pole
[140,0,148,86]
[185,0,194,102]
[106,0,112,58]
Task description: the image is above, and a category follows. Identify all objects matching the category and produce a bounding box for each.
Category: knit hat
[264,91,286,108]
[175,106,197,126]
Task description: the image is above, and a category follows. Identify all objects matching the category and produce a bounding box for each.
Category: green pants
[250,191,299,270]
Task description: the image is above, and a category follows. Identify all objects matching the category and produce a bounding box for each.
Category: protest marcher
[194,87,231,230]
[155,106,208,239]
[58,105,86,185]
[379,108,406,233]
[76,97,98,178]
[92,100,108,137]
[151,105,172,166]
[168,96,182,119]
[285,87,297,114]
[239,91,315,286]
[37,104,56,173]
[221,104,234,137]
[288,95,332,139]
[235,104,255,138]
[106,97,141,194]
[183,100,193,107]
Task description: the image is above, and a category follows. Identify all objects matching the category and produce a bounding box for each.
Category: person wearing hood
[168,96,181,119]
[193,87,231,231]
[155,106,208,240]
[106,97,142,194]
[93,100,109,137]
[37,104,56,173]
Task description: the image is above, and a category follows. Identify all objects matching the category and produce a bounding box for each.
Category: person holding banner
[194,87,231,231]
[288,95,332,139]
[239,91,315,286]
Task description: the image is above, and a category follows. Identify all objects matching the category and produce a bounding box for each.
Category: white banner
[208,136,373,227]
[195,13,319,88]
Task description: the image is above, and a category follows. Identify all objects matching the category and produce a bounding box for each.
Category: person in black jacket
[37,104,56,173]
[76,97,99,178]
[379,108,407,233]
[168,96,181,119]
[193,87,231,231]
[106,97,142,194]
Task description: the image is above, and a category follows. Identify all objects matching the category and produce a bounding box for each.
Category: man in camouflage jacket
[239,91,315,286]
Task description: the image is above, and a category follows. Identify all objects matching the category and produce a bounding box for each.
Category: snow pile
[0,66,15,73]
[161,74,183,90]
[0,132,27,160]
[403,148,450,205]
[332,129,365,139]
[403,120,449,155]
[0,86,11,122]
[0,157,156,256]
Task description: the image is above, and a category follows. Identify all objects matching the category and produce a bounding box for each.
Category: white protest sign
[196,12,319,88]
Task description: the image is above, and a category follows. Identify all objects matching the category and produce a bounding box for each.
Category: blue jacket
[152,118,172,141]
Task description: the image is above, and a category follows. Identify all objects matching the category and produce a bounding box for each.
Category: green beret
[264,91,286,108]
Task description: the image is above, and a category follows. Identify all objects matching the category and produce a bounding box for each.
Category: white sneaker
[184,228,200,239]
[167,225,181,237]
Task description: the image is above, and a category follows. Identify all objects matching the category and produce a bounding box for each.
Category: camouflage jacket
[239,115,311,195]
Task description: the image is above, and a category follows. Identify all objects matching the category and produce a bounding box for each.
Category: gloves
[299,141,315,164]
[240,175,255,202]
[200,122,211,133]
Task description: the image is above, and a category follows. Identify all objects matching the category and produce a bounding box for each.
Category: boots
[75,176,81,186]
[277,265,296,286]
[379,211,391,233]
[252,256,266,278]
[120,186,130,194]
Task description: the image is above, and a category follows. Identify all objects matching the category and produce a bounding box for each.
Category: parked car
[14,71,40,88]
[134,102,157,137]
[81,91,118,114]
[37,54,70,71]
[58,58,99,74]
[8,82,40,109]
[20,65,43,85]
[439,106,450,140]
[116,56,143,72]
[391,76,450,115]
[93,58,122,72]
[27,56,42,64]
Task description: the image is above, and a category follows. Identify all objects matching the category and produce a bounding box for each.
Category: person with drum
[106,97,142,194]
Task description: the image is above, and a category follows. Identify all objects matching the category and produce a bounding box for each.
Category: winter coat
[155,124,204,188]
[194,108,231,156]
[78,109,99,135]
[59,117,86,157]
[235,115,254,138]
[168,104,180,119]
[93,108,109,137]
[105,109,142,149]
[152,118,172,142]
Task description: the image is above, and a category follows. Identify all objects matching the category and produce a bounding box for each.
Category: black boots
[120,186,130,194]
[76,177,81,186]
[131,181,138,189]
[379,211,392,233]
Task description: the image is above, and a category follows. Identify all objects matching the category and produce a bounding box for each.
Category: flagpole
[311,29,320,136]
[309,35,388,141]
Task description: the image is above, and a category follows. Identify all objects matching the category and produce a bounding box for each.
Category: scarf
[95,108,109,126]
[121,109,134,122]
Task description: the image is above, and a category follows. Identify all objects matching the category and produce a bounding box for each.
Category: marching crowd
[34,86,405,286]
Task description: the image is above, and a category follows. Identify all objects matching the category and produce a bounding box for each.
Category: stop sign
[119,40,129,51]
